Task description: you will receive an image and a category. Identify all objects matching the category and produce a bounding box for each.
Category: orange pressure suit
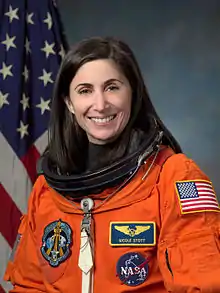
[4,147,220,292]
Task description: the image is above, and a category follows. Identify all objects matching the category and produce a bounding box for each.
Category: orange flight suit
[4,147,220,292]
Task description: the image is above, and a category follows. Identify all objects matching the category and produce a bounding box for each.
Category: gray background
[58,0,220,198]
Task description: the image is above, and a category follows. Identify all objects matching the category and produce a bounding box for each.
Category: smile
[88,115,116,123]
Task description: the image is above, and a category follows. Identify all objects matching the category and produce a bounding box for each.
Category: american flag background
[0,0,68,291]
[176,180,220,214]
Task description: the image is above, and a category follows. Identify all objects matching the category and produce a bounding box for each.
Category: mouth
[88,114,117,124]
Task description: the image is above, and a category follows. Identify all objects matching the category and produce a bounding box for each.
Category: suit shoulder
[27,175,50,215]
[160,153,209,182]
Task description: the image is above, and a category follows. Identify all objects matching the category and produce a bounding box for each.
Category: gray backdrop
[58,0,220,198]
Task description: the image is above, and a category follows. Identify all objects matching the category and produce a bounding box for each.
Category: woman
[4,37,220,293]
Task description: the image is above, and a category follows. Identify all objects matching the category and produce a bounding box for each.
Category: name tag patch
[109,222,156,246]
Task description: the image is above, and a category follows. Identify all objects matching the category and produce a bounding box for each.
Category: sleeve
[3,177,46,292]
[157,154,220,293]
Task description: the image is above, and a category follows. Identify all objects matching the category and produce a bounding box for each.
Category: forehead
[71,59,125,85]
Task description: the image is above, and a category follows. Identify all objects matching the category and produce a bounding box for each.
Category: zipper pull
[78,198,94,293]
[81,198,93,235]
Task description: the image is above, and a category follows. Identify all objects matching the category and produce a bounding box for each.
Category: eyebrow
[74,78,123,90]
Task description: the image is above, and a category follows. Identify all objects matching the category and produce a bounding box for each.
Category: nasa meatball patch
[116,252,149,286]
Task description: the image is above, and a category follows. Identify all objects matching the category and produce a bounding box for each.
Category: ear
[64,97,75,114]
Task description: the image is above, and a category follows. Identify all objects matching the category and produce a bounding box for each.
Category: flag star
[36,97,50,114]
[23,65,29,82]
[43,12,52,30]
[0,62,13,80]
[38,69,53,86]
[41,41,55,58]
[1,34,16,51]
[0,91,9,109]
[59,45,65,59]
[25,38,31,54]
[5,5,19,23]
[27,12,34,24]
[20,94,29,111]
[17,121,29,139]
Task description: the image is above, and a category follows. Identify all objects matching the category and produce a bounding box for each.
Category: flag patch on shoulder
[175,180,220,214]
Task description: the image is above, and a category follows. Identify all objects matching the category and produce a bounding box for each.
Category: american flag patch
[175,180,220,214]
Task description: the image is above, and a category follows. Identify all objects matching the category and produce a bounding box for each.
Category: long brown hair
[47,36,182,174]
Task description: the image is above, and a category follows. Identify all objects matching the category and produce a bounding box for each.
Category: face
[66,59,132,145]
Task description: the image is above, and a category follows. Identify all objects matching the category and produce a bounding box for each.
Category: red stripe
[0,285,6,293]
[21,145,40,184]
[197,189,214,193]
[182,202,220,209]
[183,206,220,212]
[182,198,218,205]
[0,184,22,248]
[195,182,212,187]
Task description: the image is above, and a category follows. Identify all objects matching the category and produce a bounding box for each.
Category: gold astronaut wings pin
[114,225,151,237]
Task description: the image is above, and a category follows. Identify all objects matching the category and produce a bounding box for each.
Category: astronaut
[4,36,220,293]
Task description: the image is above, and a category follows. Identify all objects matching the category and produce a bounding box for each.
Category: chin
[88,133,117,145]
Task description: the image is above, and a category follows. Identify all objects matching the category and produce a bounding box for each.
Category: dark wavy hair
[46,36,182,174]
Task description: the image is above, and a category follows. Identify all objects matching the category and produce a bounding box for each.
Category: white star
[25,38,31,54]
[26,12,34,24]
[36,97,50,115]
[0,62,13,80]
[59,45,65,59]
[17,121,29,139]
[1,34,16,51]
[43,12,52,30]
[38,69,53,86]
[5,5,19,23]
[20,94,29,111]
[0,91,9,109]
[23,65,29,82]
[41,41,55,58]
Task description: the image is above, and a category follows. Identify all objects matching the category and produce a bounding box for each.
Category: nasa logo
[116,252,149,286]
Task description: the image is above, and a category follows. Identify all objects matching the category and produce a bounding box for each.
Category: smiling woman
[66,59,132,145]
[44,36,181,174]
[4,37,220,293]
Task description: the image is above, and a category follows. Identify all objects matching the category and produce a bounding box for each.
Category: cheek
[74,109,87,126]
[70,101,86,126]
[71,98,88,116]
[121,96,132,117]
[74,112,88,132]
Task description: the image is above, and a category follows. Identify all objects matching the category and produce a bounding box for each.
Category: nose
[94,91,106,111]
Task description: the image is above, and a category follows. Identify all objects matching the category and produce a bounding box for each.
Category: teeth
[90,115,115,123]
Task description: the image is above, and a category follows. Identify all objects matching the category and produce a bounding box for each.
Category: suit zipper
[165,248,173,277]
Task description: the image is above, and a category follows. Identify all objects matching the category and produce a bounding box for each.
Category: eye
[78,88,92,95]
[106,85,119,92]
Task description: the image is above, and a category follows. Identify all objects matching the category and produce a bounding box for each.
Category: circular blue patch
[116,252,149,286]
